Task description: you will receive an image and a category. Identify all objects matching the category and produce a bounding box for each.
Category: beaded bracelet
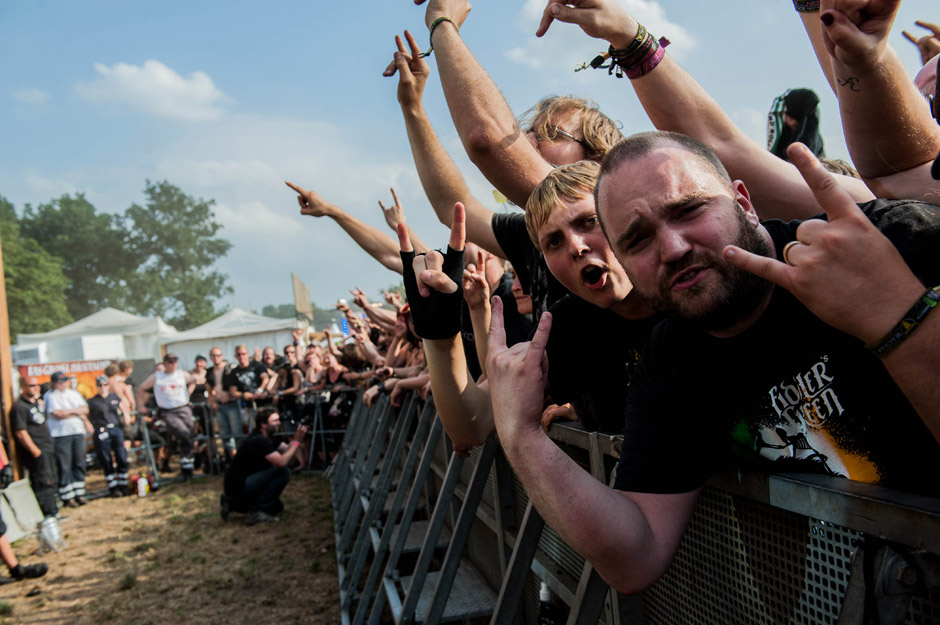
[575,24,669,79]
[866,286,940,358]
[793,0,820,11]
[420,16,457,58]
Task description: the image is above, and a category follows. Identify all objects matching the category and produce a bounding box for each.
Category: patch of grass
[0,601,12,616]
[131,541,158,554]
[187,531,203,542]
[310,559,322,573]
[239,555,260,579]
[163,494,183,507]
[231,536,240,545]
[169,514,185,524]
[106,550,127,563]
[118,573,137,591]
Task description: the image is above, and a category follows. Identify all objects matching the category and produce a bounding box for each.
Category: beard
[637,209,773,332]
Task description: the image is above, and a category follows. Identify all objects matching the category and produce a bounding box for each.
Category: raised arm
[397,204,496,448]
[412,1,555,208]
[285,181,405,274]
[486,299,700,593]
[537,0,876,220]
[462,247,492,375]
[385,29,505,256]
[350,287,398,332]
[819,1,940,184]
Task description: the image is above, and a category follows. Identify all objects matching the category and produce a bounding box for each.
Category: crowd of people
[3,0,939,597]
[283,0,939,596]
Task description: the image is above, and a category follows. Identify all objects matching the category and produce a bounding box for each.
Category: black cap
[50,371,67,384]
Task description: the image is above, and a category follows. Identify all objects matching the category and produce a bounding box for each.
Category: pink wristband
[290,440,301,447]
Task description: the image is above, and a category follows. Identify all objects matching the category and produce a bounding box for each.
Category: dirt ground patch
[0,463,340,625]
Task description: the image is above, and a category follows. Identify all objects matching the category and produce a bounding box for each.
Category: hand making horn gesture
[397,202,466,340]
[486,297,553,439]
[723,142,926,346]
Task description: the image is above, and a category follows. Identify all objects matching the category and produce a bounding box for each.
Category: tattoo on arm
[838,76,861,92]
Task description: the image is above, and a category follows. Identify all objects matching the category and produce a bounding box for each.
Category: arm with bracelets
[536,0,876,220]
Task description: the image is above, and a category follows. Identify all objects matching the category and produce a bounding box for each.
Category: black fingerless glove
[400,246,464,340]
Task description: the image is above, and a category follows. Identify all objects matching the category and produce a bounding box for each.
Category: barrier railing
[329,392,940,625]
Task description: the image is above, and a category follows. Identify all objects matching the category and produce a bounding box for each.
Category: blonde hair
[520,95,623,163]
[525,160,601,250]
[819,157,861,179]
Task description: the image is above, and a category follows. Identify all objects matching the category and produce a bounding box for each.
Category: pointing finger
[526,312,553,363]
[786,142,857,222]
[902,30,917,44]
[397,223,413,253]
[916,20,940,36]
[487,296,507,353]
[450,202,466,251]
[284,181,306,194]
[404,30,422,60]
[723,245,791,290]
[536,2,558,38]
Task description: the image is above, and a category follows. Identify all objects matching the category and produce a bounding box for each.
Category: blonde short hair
[525,160,601,250]
[520,96,623,163]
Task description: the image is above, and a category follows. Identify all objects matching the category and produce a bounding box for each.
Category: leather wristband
[400,246,465,340]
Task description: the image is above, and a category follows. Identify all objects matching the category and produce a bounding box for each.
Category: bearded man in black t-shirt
[485,131,940,594]
[221,407,307,526]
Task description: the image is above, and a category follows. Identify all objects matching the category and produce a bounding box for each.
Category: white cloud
[12,87,51,105]
[214,199,300,237]
[156,158,280,188]
[75,60,232,121]
[510,0,695,72]
[22,171,79,199]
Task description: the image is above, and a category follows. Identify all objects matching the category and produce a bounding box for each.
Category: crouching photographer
[220,407,308,526]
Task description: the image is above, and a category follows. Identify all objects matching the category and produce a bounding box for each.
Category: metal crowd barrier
[329,392,940,625]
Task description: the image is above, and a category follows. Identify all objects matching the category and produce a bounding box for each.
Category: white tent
[161,308,301,366]
[15,308,179,363]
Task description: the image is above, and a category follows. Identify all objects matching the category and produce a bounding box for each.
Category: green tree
[20,193,135,320]
[123,180,232,330]
[0,196,72,340]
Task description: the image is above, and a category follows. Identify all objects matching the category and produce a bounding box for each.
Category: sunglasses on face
[533,125,587,147]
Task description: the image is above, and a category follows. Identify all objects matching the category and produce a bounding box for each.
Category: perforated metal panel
[641,487,940,624]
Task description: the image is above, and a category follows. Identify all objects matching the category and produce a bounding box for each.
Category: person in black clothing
[220,407,308,526]
[87,375,129,497]
[220,345,270,456]
[10,376,58,517]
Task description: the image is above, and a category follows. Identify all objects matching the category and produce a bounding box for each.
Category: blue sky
[1,1,933,326]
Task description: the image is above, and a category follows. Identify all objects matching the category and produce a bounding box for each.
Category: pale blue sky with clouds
[1,1,934,321]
